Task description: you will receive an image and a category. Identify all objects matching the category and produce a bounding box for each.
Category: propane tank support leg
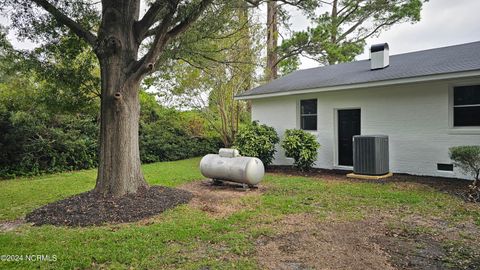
[212,179,224,186]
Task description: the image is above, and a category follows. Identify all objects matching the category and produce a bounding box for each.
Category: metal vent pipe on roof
[371,43,389,70]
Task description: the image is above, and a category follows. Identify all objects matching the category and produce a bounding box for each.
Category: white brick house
[236,42,480,179]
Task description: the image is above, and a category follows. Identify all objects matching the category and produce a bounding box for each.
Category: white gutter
[234,70,480,100]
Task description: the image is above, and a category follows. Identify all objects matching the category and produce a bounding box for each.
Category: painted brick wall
[251,78,480,179]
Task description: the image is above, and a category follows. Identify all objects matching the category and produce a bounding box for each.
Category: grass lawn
[1,157,480,269]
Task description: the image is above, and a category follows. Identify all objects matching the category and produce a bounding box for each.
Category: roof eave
[234,70,480,100]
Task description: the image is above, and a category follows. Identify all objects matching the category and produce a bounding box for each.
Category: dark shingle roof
[237,41,480,98]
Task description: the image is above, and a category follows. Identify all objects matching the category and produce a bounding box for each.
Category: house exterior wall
[251,77,480,179]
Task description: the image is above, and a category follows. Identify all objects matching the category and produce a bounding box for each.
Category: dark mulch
[266,165,472,200]
[26,186,192,227]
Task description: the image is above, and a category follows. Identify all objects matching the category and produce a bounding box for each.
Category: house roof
[236,41,480,99]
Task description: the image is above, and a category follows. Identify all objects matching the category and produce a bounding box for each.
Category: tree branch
[244,0,315,7]
[145,15,249,41]
[144,25,161,38]
[31,0,97,47]
[130,2,179,80]
[167,0,214,39]
[337,13,370,42]
[337,3,359,26]
[130,0,214,80]
[274,43,309,67]
[134,1,165,43]
[358,18,401,42]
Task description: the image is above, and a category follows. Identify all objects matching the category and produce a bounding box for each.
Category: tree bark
[94,0,147,196]
[94,73,147,197]
[266,0,278,81]
[327,0,338,65]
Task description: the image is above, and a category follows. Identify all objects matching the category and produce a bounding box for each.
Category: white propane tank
[200,154,265,186]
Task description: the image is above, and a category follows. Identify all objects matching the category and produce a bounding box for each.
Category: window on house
[300,99,317,130]
[453,85,480,127]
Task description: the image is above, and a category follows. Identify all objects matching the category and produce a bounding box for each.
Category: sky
[2,0,480,71]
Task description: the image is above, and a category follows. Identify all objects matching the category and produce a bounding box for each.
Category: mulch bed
[26,186,192,227]
[266,165,472,199]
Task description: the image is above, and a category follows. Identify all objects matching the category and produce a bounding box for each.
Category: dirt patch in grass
[375,224,480,270]
[0,219,25,232]
[379,214,480,270]
[25,186,192,227]
[256,214,394,270]
[267,165,471,200]
[180,180,265,217]
[375,231,447,269]
[256,213,480,270]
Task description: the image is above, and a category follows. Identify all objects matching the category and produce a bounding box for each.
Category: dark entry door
[338,109,361,166]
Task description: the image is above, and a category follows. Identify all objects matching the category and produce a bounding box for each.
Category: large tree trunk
[94,75,147,196]
[94,1,147,197]
[266,0,278,81]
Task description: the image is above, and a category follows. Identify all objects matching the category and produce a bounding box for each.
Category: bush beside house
[450,146,480,202]
[234,121,279,166]
[282,129,320,171]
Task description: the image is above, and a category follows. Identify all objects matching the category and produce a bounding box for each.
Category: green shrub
[138,92,221,163]
[233,121,279,165]
[450,146,480,183]
[0,67,100,178]
[449,146,480,202]
[139,122,221,163]
[0,111,99,178]
[281,129,320,171]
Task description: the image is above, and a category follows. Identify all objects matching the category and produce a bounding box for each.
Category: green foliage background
[0,85,220,179]
[138,92,221,164]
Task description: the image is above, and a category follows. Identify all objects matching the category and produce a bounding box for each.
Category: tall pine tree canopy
[277,0,426,72]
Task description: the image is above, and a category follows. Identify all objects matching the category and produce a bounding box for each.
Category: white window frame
[299,98,318,131]
[448,82,480,134]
